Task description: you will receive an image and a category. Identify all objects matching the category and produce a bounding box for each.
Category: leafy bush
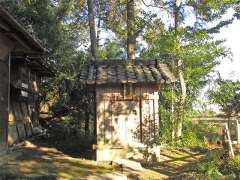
[168,120,215,151]
[182,119,223,151]
[228,155,240,176]
[195,153,240,179]
[197,158,224,179]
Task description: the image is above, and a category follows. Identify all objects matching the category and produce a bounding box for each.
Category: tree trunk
[127,0,136,62]
[174,0,187,138]
[87,0,97,59]
[171,82,176,140]
[96,0,101,49]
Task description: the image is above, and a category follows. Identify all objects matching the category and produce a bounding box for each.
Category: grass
[139,147,207,179]
[0,140,210,179]
[0,140,166,179]
[0,141,116,179]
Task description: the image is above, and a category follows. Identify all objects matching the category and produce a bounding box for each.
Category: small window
[123,84,134,98]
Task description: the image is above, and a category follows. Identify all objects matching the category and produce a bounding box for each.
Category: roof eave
[0,6,46,53]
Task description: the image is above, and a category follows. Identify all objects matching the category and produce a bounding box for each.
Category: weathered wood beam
[225,123,235,158]
[5,32,31,50]
[0,19,10,31]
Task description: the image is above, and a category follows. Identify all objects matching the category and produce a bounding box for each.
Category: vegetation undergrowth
[161,117,220,153]
[194,153,240,179]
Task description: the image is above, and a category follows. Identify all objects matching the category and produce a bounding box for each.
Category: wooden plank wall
[8,65,39,145]
[0,21,43,151]
[0,33,13,152]
[96,84,160,148]
[0,59,9,151]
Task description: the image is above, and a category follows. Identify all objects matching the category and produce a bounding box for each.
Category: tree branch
[141,0,167,9]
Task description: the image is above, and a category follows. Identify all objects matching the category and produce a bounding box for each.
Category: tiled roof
[79,59,176,85]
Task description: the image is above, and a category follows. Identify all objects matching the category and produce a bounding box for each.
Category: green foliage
[228,155,240,175]
[160,114,222,152]
[2,0,239,150]
[2,0,87,71]
[195,154,240,179]
[140,0,235,141]
[1,0,90,110]
[175,120,209,149]
[197,158,224,180]
[142,24,229,105]
[98,39,125,59]
[209,79,240,116]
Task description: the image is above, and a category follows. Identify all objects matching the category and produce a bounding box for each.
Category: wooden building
[80,59,175,161]
[0,7,53,153]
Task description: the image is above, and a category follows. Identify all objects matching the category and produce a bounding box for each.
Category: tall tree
[174,0,186,138]
[140,0,236,140]
[209,79,240,119]
[127,0,136,61]
[87,0,97,59]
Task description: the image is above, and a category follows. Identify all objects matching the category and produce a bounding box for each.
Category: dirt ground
[0,138,208,180]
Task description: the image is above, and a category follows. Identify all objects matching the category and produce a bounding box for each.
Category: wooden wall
[0,33,42,151]
[8,64,40,145]
[0,16,45,153]
[0,34,14,152]
[95,83,160,161]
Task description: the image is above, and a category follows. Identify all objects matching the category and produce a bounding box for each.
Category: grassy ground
[0,139,209,179]
[139,147,208,179]
[0,140,161,179]
[0,141,115,179]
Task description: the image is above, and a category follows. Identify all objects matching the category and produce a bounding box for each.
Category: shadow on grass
[30,133,96,160]
[0,138,115,180]
[141,148,221,178]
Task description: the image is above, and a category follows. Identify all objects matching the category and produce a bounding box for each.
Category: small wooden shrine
[0,7,53,152]
[80,59,175,161]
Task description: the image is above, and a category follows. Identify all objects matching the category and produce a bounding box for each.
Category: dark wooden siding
[0,58,9,152]
[8,64,41,145]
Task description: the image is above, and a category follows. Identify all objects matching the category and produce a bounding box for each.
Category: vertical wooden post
[6,52,11,148]
[94,89,97,138]
[228,114,231,137]
[225,123,235,158]
[34,72,39,126]
[237,117,240,145]
[153,99,156,142]
[139,98,143,143]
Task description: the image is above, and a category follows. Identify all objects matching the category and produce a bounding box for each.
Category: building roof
[0,6,45,53]
[12,53,55,77]
[79,59,176,85]
[0,7,55,77]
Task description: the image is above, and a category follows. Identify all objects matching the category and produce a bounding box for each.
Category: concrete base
[96,145,161,162]
[112,158,143,171]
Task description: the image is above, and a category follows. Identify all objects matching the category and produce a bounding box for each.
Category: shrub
[197,158,224,180]
[195,153,240,179]
[228,155,240,177]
